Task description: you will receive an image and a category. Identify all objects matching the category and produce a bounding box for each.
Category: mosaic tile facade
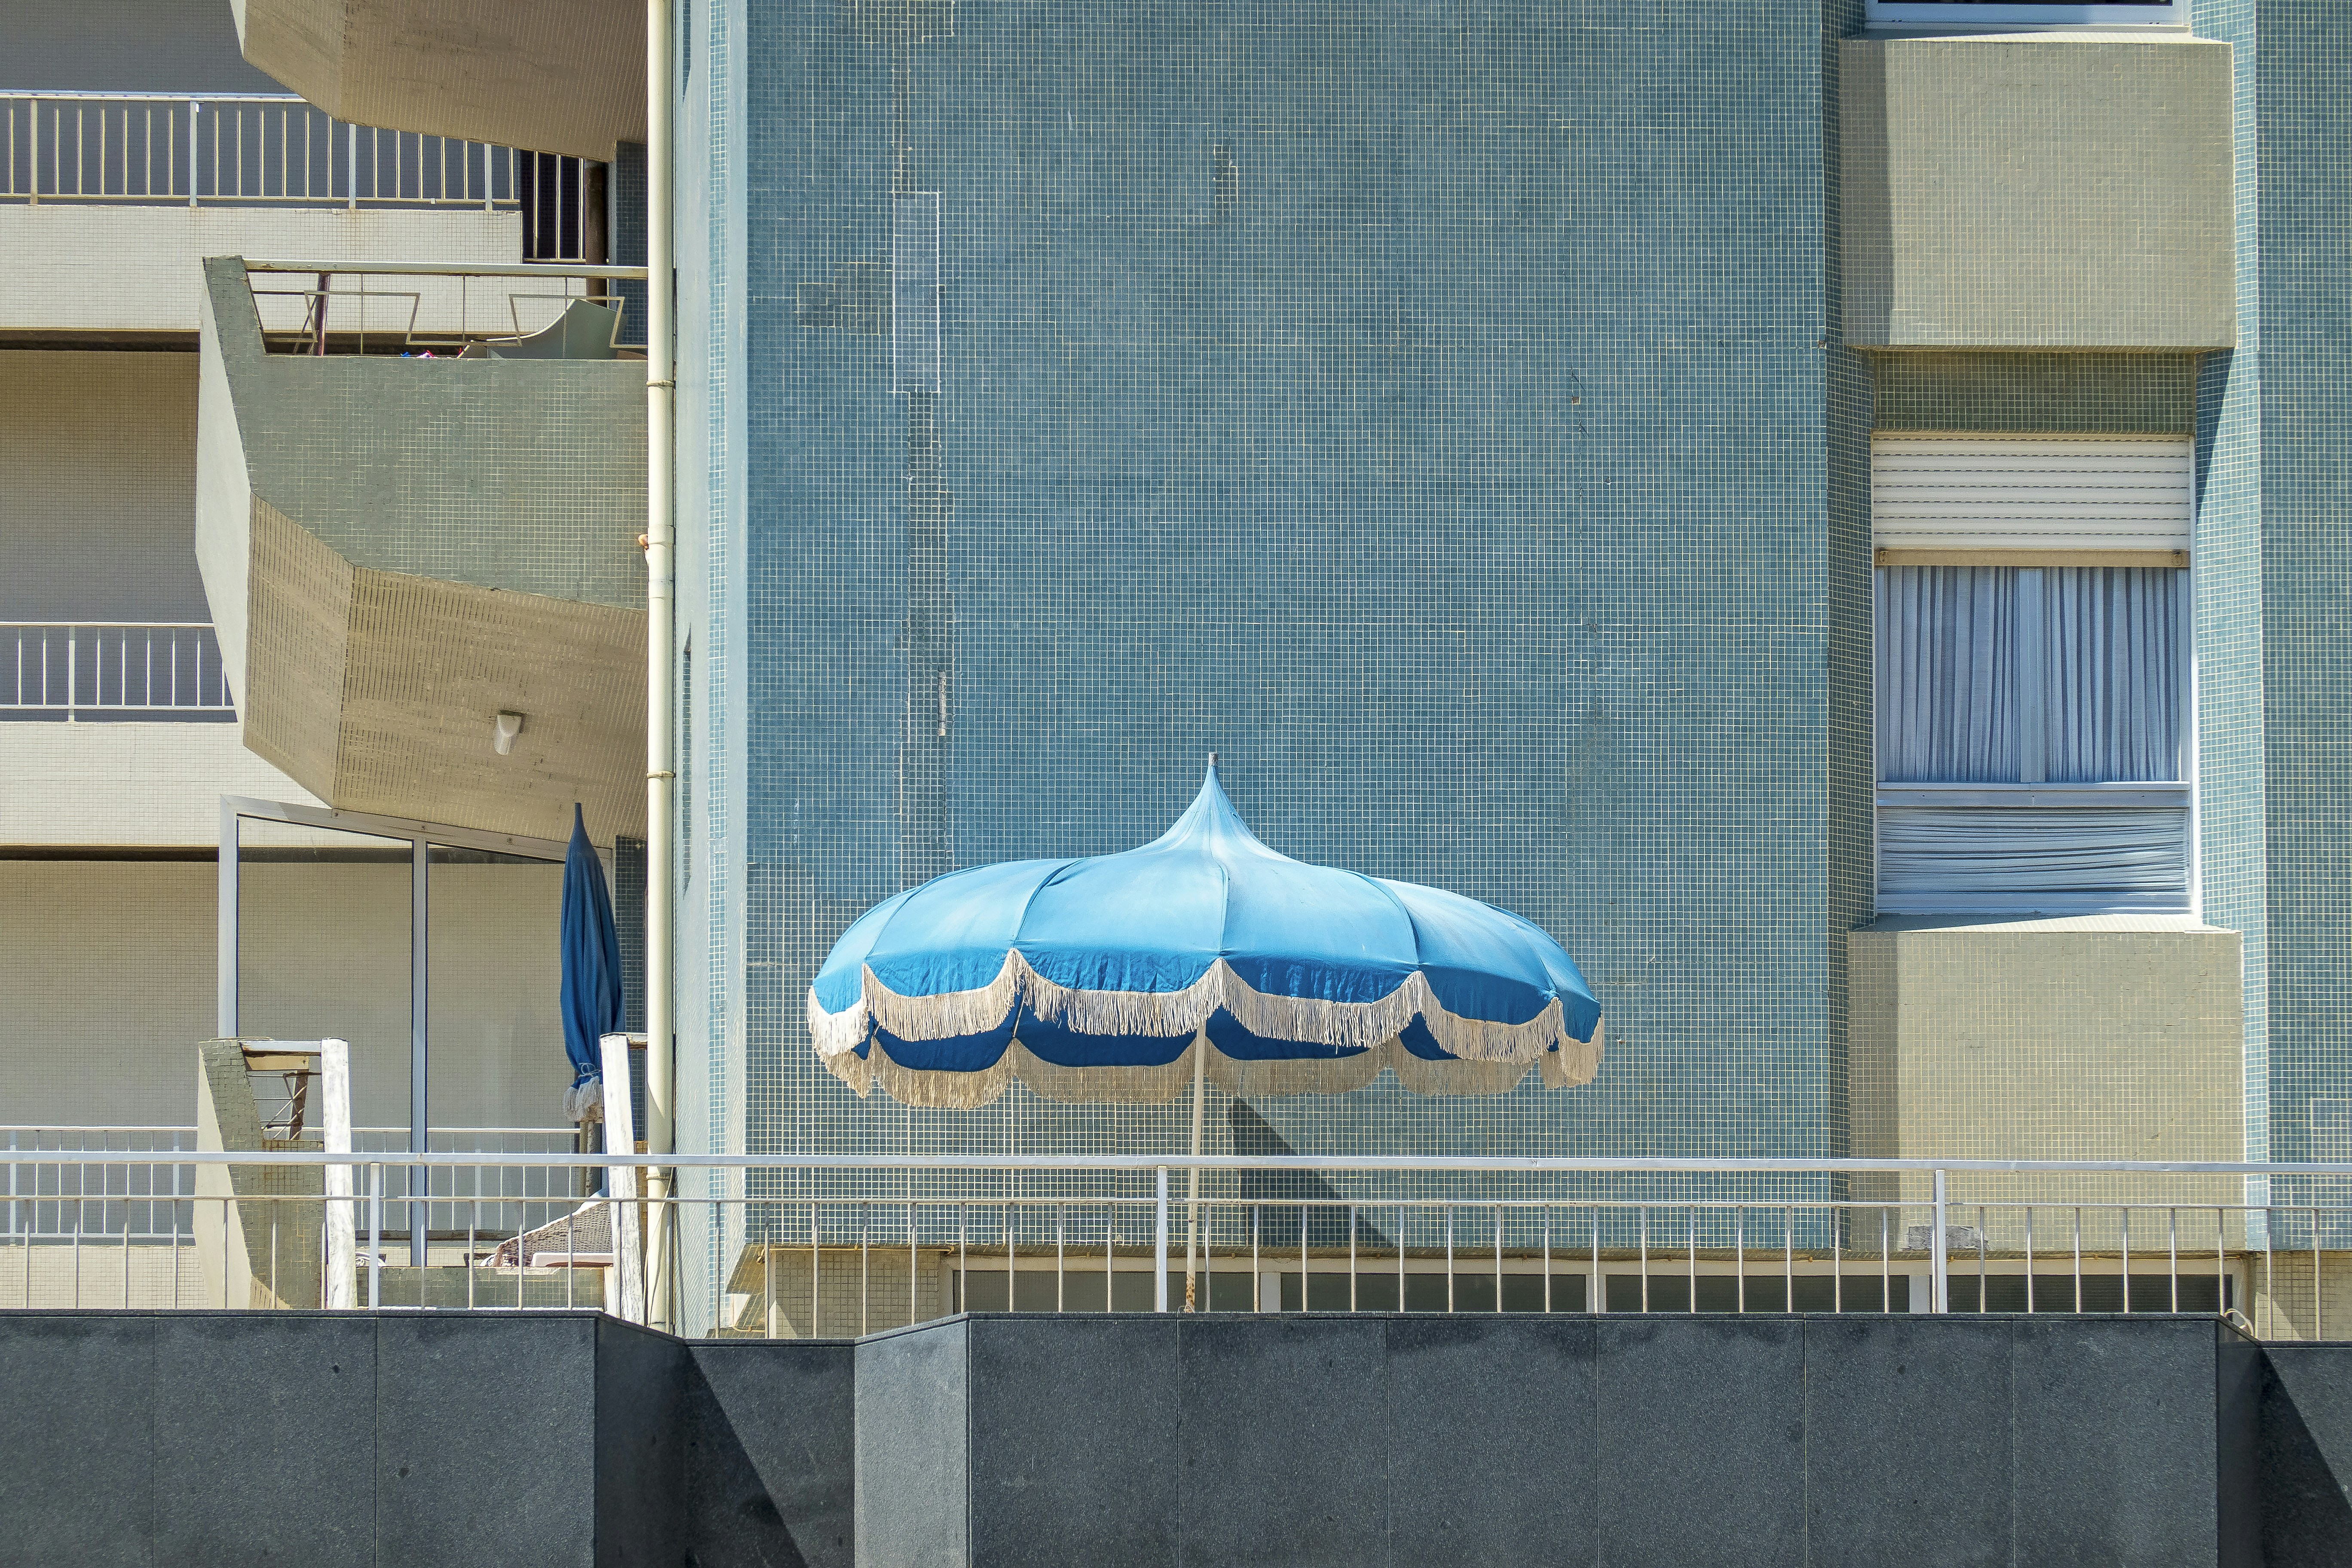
[2242,1,2352,1216]
[714,0,1840,1194]
[1870,352,2200,435]
[655,0,2352,1321]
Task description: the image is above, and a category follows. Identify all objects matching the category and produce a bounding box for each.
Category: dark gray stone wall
[3,1309,2344,1568]
[2260,1343,2352,1568]
[855,1314,2264,1568]
[686,1340,854,1568]
[0,1311,852,1568]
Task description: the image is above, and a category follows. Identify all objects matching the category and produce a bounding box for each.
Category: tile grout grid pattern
[731,0,1835,1200]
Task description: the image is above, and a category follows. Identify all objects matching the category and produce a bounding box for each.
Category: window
[679,637,692,888]
[1863,1,2186,27]
[1871,436,2193,913]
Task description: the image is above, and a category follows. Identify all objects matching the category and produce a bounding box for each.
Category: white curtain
[2043,567,2185,782]
[1878,808,2190,902]
[1875,566,2018,782]
[1876,563,2190,909]
[1876,565,2185,785]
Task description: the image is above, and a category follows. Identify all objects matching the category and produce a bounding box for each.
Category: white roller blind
[1872,435,2193,552]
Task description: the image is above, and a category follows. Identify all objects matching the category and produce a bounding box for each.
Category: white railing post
[1154,1166,1170,1312]
[346,120,357,209]
[1931,1167,1950,1314]
[64,626,75,722]
[27,97,36,206]
[321,1039,355,1310]
[366,1161,382,1309]
[186,99,198,206]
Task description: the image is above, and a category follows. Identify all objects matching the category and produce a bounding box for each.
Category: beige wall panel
[242,495,353,798]
[0,205,523,336]
[195,283,254,699]
[0,723,318,847]
[0,351,206,622]
[1842,37,2235,349]
[1847,916,2244,1230]
[0,862,217,1127]
[333,568,648,841]
[0,859,569,1131]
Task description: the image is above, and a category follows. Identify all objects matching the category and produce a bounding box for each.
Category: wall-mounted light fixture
[493,712,526,756]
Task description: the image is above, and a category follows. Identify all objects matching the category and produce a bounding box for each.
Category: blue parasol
[559,804,625,1118]
[808,759,1603,1109]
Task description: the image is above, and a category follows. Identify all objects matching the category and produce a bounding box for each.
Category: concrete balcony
[1841,34,2236,350]
[232,0,645,162]
[196,254,646,843]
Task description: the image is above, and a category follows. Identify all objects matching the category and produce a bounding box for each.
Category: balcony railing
[2,622,235,721]
[233,257,646,355]
[3,1150,2346,1339]
[2,92,600,262]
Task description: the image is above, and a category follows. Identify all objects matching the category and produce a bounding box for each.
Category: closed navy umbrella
[560,804,626,1124]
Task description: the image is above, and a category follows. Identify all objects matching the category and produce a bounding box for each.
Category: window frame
[1863,2,2187,28]
[1870,559,2197,916]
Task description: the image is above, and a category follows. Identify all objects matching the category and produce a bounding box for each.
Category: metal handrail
[12,1152,2352,1173]
[242,259,649,279]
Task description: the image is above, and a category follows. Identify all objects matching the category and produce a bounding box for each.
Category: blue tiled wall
[729,0,1839,1177]
[2248,1,2352,1211]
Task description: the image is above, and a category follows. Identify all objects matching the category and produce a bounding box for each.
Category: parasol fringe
[867,1040,1018,1109]
[808,990,872,1063]
[1386,1047,1535,1098]
[818,1040,875,1098]
[1540,1016,1605,1089]
[1008,1038,1200,1104]
[802,965,1608,1100]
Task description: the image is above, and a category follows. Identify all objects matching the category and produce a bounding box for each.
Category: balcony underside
[242,496,646,840]
[233,0,645,161]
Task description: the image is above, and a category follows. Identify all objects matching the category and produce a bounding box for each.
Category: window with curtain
[1875,564,2190,912]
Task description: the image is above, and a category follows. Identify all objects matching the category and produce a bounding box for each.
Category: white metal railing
[0,1128,578,1243]
[236,257,647,356]
[3,1151,2347,1340]
[1,92,600,262]
[2,623,233,720]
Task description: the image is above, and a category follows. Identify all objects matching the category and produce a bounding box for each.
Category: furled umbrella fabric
[560,804,626,1121]
[808,762,1604,1109]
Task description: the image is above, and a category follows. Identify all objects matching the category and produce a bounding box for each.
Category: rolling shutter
[1871,435,2193,554]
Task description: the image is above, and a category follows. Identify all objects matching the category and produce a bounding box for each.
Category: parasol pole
[1184,1029,1205,1310]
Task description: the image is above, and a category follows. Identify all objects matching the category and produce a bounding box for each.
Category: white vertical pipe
[216,799,239,1038]
[408,834,429,1268]
[644,0,680,1334]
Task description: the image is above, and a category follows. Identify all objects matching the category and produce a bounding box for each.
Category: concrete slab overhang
[1841,33,2236,350]
[196,255,647,843]
[232,0,645,160]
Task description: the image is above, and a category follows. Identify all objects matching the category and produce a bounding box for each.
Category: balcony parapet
[197,254,648,842]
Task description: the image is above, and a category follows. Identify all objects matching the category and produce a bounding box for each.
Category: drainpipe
[643,0,678,1333]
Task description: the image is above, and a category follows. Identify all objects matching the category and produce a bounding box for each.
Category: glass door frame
[217,795,574,1265]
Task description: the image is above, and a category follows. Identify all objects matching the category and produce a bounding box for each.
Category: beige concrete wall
[0,351,208,621]
[0,723,319,846]
[0,858,570,1130]
[0,205,523,335]
[1842,36,2234,349]
[1849,914,2245,1231]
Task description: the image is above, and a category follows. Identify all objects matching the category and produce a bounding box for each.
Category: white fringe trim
[803,956,1607,1107]
[808,952,1586,1065]
[822,1023,1605,1109]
